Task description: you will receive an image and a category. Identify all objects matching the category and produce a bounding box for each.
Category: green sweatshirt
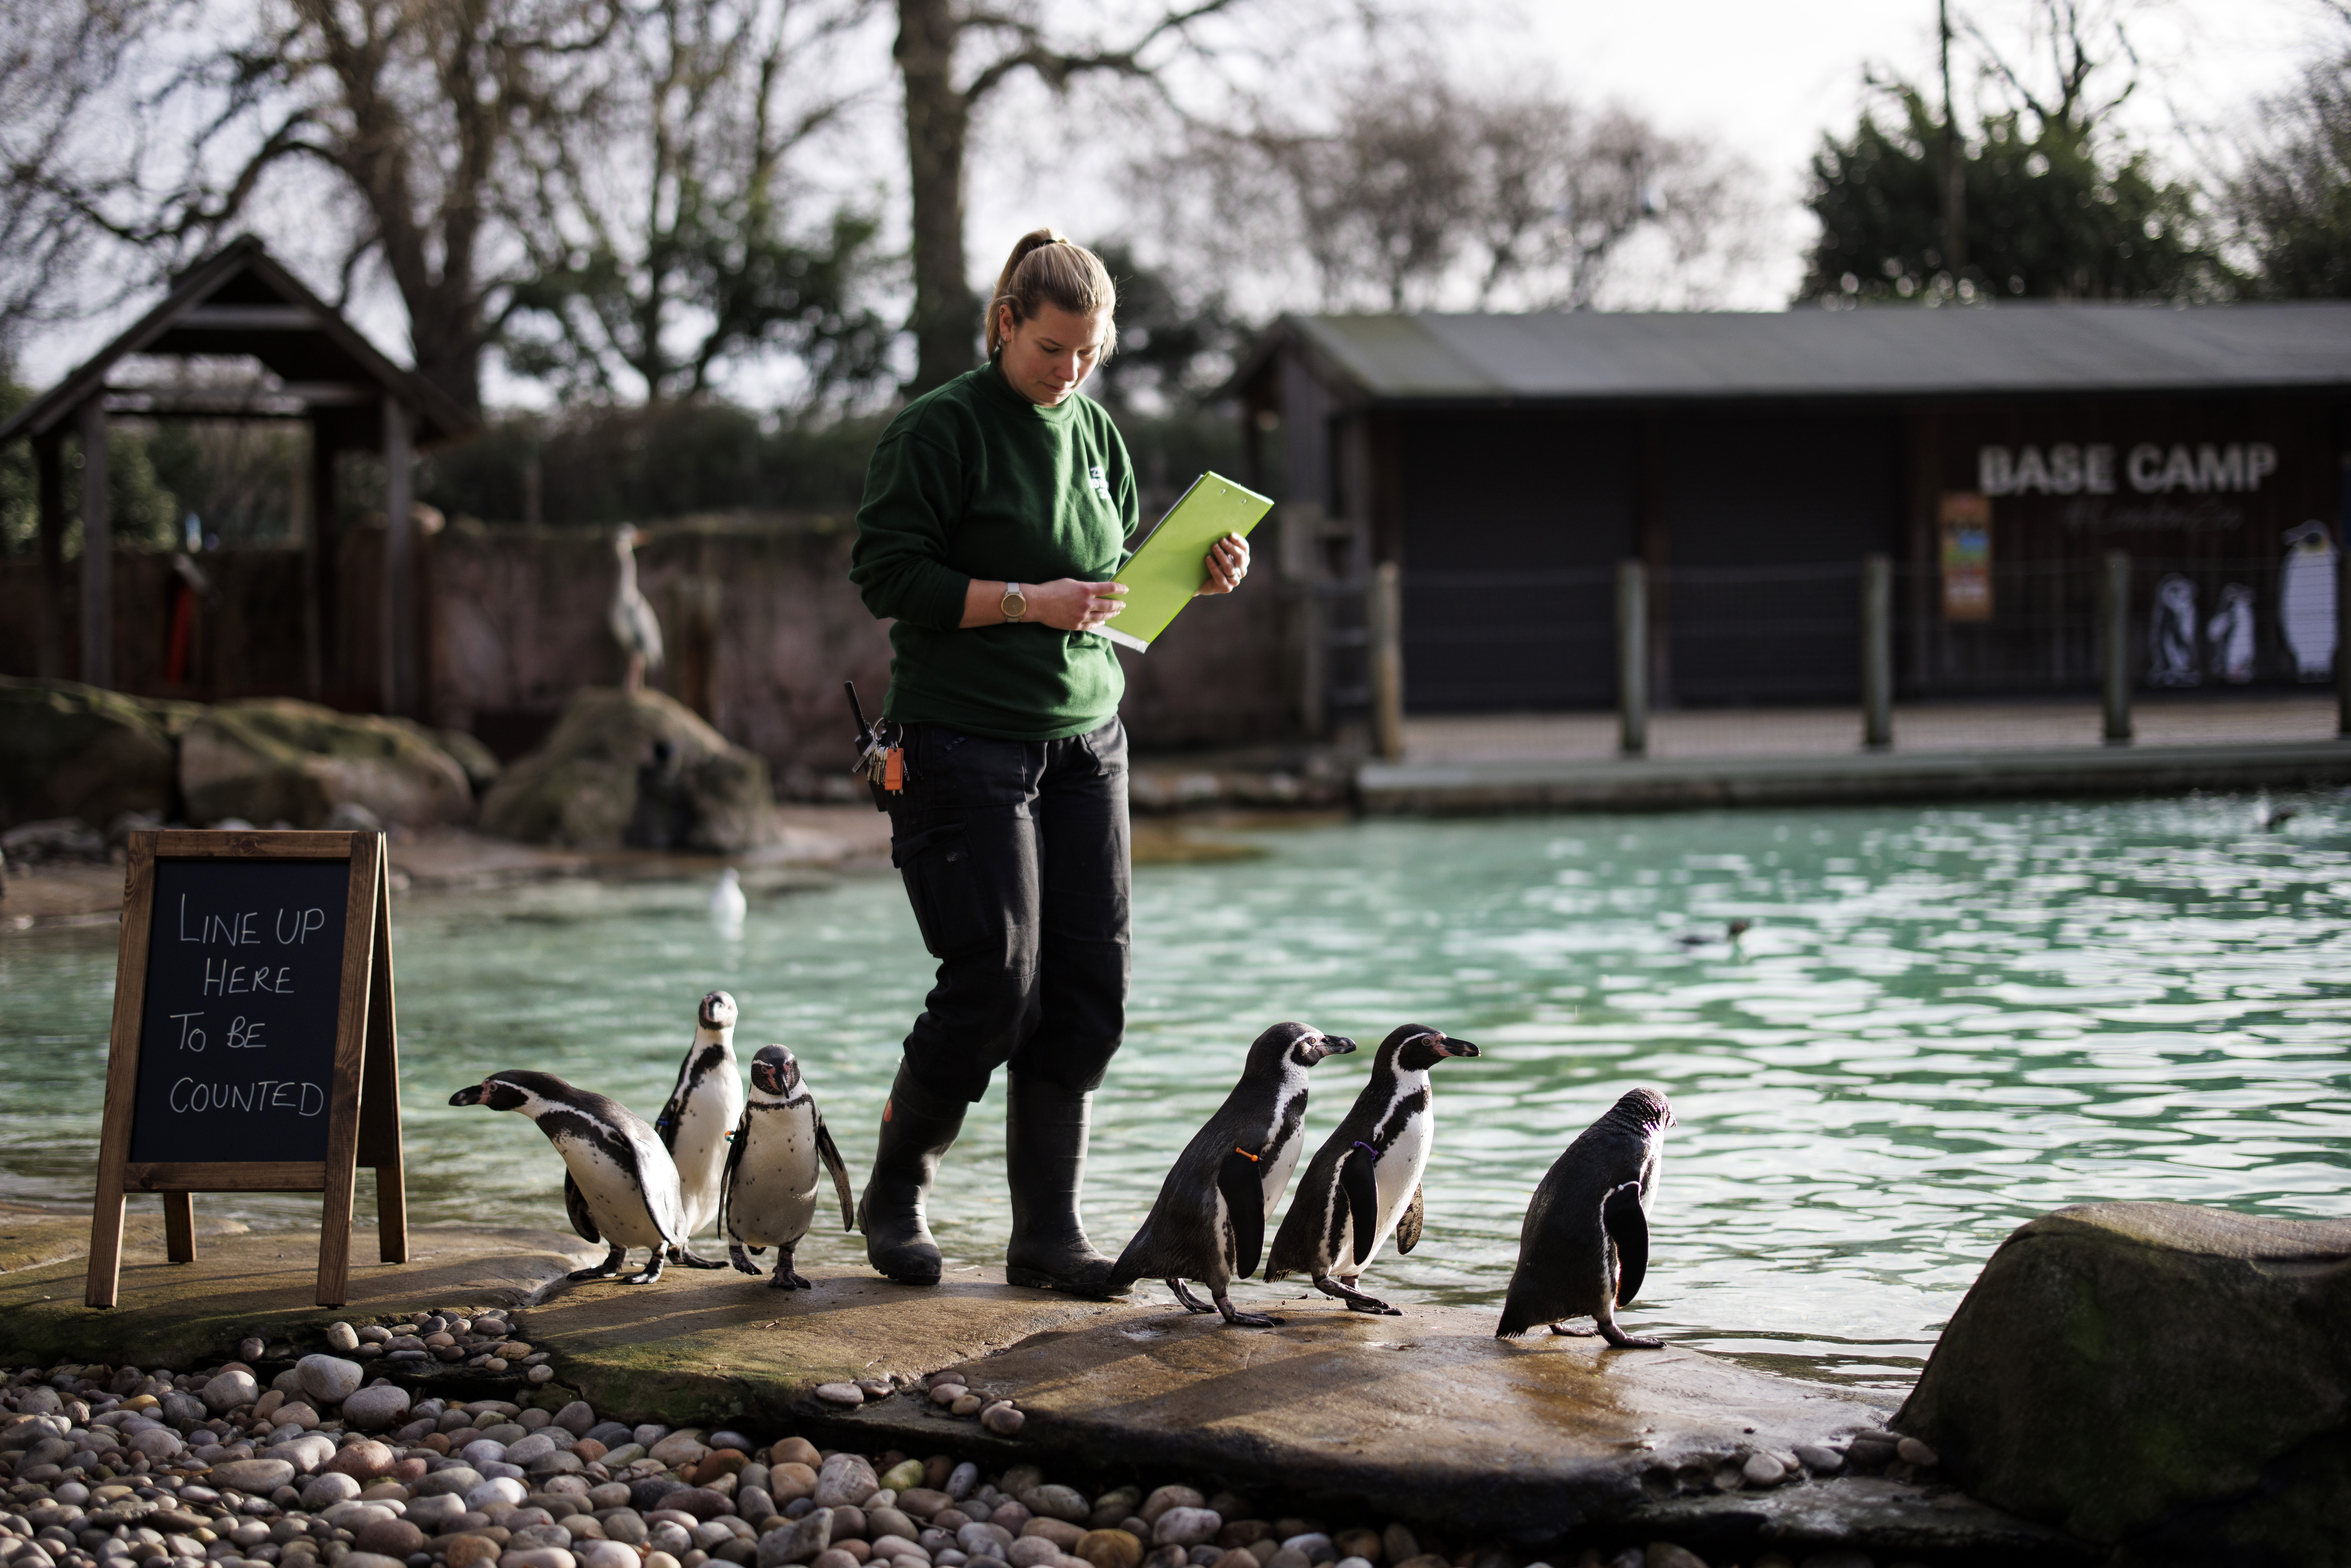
[849,362,1140,740]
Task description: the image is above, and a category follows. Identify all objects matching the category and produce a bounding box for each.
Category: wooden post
[1367,560,1405,761]
[78,398,112,689]
[382,397,414,716]
[311,428,340,697]
[2102,549,2132,745]
[2338,529,2350,739]
[35,433,65,678]
[1861,553,1894,750]
[1617,559,1648,757]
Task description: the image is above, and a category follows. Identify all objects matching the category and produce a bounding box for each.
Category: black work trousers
[885,717,1130,1103]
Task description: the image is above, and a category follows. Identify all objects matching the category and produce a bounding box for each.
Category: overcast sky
[17,0,2346,396]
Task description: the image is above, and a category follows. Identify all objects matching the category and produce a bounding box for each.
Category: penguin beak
[1437,1038,1481,1058]
[449,1083,486,1106]
[1314,1035,1358,1060]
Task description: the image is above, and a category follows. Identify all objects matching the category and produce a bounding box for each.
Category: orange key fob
[883,747,904,792]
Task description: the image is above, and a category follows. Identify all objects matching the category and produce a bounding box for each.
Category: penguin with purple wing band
[1266,1023,1483,1315]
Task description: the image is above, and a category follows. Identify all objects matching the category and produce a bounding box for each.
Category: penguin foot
[1215,1298,1285,1329]
[768,1268,811,1289]
[621,1250,667,1285]
[1598,1321,1663,1349]
[668,1246,729,1269]
[728,1244,761,1277]
[1547,1322,1599,1337]
[1313,1275,1400,1315]
[569,1245,628,1281]
[1168,1278,1216,1314]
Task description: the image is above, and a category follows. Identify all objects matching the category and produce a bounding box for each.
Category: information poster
[1940,492,1993,622]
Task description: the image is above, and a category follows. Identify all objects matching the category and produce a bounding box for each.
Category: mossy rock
[1897,1201,2351,1547]
[478,687,777,852]
[180,699,476,828]
[0,676,202,830]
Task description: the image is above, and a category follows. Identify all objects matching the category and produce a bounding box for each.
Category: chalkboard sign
[86,830,406,1308]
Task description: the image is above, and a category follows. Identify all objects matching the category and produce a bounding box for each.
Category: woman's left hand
[1198,532,1250,596]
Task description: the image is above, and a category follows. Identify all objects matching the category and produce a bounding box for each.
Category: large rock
[179,699,475,828]
[1897,1201,2351,1546]
[0,677,198,830]
[479,687,777,852]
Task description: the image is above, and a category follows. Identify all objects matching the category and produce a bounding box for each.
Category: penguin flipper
[1603,1180,1649,1307]
[816,1117,856,1232]
[716,1106,752,1246]
[1340,1144,1381,1266]
[563,1172,600,1245]
[1217,1149,1266,1279]
[1395,1183,1425,1255]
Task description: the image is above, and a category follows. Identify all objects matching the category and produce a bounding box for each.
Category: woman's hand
[1198,532,1250,596]
[960,577,1126,631]
[1029,578,1128,631]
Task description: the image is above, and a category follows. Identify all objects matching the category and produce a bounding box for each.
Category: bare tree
[2225,6,2351,297]
[0,0,159,363]
[1144,73,1752,315]
[891,0,1245,395]
[500,0,893,404]
[45,0,627,413]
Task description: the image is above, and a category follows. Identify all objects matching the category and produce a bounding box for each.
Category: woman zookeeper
[847,227,1249,1295]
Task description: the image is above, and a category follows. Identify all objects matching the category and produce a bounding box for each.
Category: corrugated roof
[1273,304,2351,401]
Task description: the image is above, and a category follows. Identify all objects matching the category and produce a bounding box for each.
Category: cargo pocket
[891,821,998,959]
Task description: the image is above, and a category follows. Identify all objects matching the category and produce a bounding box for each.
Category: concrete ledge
[1358,740,2351,814]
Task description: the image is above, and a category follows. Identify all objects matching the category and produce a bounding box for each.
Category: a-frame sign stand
[85,829,407,1309]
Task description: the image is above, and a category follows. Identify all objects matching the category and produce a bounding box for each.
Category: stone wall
[1,516,1297,795]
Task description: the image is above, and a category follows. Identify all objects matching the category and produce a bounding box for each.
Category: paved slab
[512,1262,1152,1429]
[0,1221,595,1368]
[821,1296,1893,1539]
[1360,738,2351,813]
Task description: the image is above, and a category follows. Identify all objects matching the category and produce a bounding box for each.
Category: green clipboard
[1100,471,1274,652]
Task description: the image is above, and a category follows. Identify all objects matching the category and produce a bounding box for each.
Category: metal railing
[1349,550,2351,760]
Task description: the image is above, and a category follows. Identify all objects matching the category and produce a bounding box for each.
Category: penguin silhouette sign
[85,830,406,1309]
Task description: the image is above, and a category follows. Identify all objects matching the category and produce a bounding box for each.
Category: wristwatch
[999,582,1028,622]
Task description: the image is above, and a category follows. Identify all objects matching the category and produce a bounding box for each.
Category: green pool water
[5,794,2347,1390]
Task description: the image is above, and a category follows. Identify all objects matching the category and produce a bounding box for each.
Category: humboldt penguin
[718,1045,856,1288]
[1109,1022,1357,1327]
[1495,1086,1676,1346]
[654,990,742,1266]
[1266,1023,1482,1314]
[450,1070,690,1284]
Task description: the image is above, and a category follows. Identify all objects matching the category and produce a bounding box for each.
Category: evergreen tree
[1799,86,2220,305]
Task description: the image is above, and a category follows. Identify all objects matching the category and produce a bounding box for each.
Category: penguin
[1676,918,1751,948]
[1495,1086,1676,1347]
[450,1070,690,1284]
[718,1045,856,1289]
[2279,521,2338,681]
[652,990,742,1266]
[1267,1023,1482,1315]
[709,869,747,940]
[1109,1022,1358,1328]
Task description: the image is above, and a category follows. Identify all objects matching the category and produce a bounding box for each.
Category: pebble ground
[0,1313,1939,1568]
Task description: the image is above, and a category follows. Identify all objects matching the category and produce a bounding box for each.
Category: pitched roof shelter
[0,235,476,713]
[1233,305,2351,731]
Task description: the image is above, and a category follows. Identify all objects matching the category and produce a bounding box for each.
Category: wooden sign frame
[86,829,406,1308]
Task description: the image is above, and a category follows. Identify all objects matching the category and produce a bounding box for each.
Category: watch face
[1002,589,1027,618]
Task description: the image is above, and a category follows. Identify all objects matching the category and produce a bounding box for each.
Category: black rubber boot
[1003,1073,1125,1297]
[857,1064,967,1286]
